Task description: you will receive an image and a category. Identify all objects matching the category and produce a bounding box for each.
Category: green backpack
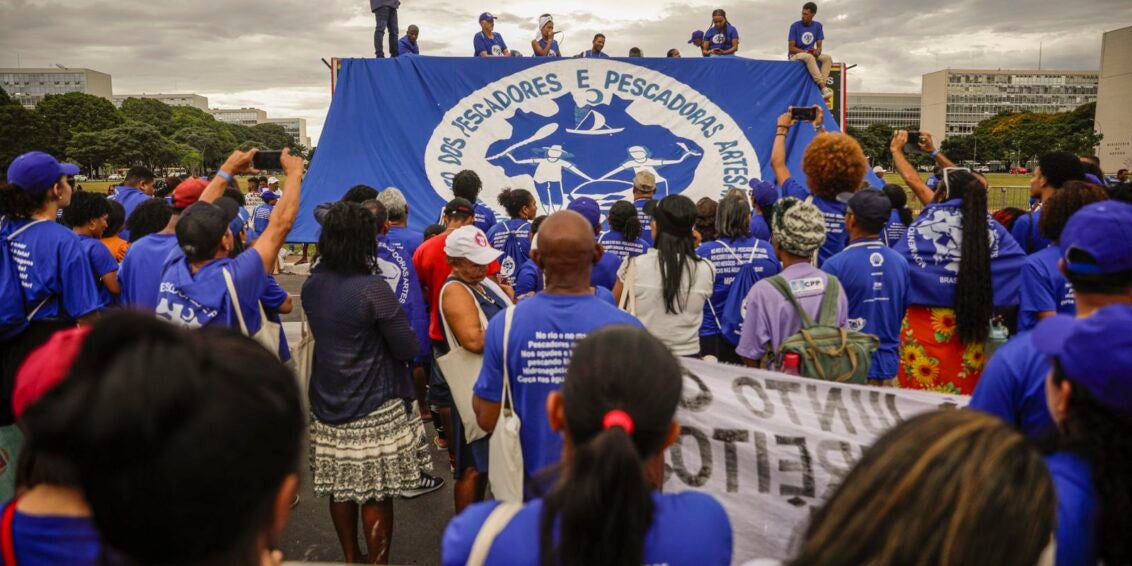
[767,275,880,384]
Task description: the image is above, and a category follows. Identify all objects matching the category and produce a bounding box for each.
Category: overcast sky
[1,0,1128,145]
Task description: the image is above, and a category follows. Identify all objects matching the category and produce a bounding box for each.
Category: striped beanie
[772,197,827,257]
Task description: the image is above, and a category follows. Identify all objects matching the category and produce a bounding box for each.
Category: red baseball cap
[13,326,92,420]
[173,178,209,210]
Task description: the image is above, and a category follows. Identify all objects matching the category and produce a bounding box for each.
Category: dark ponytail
[952,172,993,344]
[608,200,642,242]
[882,184,913,226]
[653,195,702,314]
[538,326,682,566]
[498,188,535,218]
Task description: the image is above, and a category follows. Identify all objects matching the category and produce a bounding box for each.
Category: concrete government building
[0,67,113,108]
[1095,26,1132,173]
[920,69,1098,139]
[846,92,921,130]
[112,93,209,110]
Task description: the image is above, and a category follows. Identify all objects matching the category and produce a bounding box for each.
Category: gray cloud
[1,0,1125,144]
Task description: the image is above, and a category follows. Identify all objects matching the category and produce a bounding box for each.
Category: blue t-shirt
[580,49,609,59]
[5,220,102,322]
[749,212,771,241]
[1046,452,1098,566]
[261,274,291,362]
[1018,244,1074,332]
[881,210,908,247]
[77,234,117,308]
[474,32,508,57]
[386,225,425,258]
[513,254,620,293]
[703,23,739,54]
[534,39,560,57]
[473,294,642,476]
[782,178,848,266]
[377,235,430,359]
[788,20,824,55]
[597,230,649,261]
[251,203,273,240]
[821,239,910,379]
[474,203,498,234]
[398,35,419,55]
[1012,209,1051,254]
[968,332,1054,440]
[0,502,104,566]
[696,235,780,336]
[442,491,732,566]
[634,199,655,246]
[156,248,268,332]
[118,233,180,311]
[486,219,532,282]
[592,251,621,291]
[108,186,150,241]
[514,258,543,296]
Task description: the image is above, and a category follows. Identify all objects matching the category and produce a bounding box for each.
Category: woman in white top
[614,195,714,356]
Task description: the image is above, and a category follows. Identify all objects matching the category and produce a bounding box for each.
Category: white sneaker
[822,87,834,98]
[400,473,446,499]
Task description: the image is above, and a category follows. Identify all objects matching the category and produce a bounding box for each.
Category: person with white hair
[531,14,561,57]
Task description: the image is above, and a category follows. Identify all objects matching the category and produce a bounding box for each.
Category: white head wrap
[536,14,554,39]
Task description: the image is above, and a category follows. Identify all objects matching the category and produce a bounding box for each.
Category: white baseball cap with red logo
[444,226,503,266]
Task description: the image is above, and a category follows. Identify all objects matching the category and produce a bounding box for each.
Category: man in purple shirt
[108,166,156,241]
[737,197,848,368]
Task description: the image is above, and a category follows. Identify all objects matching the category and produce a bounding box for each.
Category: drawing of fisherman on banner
[586,143,703,199]
[496,144,592,213]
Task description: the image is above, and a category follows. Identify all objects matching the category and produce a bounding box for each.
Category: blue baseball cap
[260,190,280,201]
[1059,201,1132,275]
[689,30,705,43]
[748,179,779,209]
[838,189,892,226]
[567,197,602,231]
[479,12,496,22]
[6,151,80,195]
[1032,305,1132,417]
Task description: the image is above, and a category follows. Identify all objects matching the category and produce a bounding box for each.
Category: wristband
[931,149,941,159]
[215,170,233,182]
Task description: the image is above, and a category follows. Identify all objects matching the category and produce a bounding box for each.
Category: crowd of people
[2,89,1132,564]
[371,2,836,96]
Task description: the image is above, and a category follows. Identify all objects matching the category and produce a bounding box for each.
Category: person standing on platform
[788,2,834,98]
[397,25,419,56]
[689,30,708,56]
[629,47,644,57]
[578,33,609,58]
[474,13,511,57]
[701,9,739,56]
[531,14,560,57]
[371,0,400,58]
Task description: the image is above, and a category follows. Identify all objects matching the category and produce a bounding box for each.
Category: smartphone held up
[253,150,284,171]
[790,106,818,122]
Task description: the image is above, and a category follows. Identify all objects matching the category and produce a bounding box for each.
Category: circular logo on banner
[801,32,815,45]
[425,59,760,215]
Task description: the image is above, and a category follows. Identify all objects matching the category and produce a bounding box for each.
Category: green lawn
[881,172,1033,212]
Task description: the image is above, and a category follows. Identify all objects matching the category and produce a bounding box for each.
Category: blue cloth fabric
[781,178,847,266]
[4,220,101,322]
[485,219,532,282]
[821,238,910,379]
[788,20,824,54]
[261,275,291,362]
[597,229,649,261]
[1012,209,1051,254]
[76,234,117,308]
[534,39,560,57]
[473,293,642,477]
[1046,452,1098,566]
[251,203,273,241]
[398,35,419,56]
[474,202,498,234]
[634,199,655,246]
[514,258,543,296]
[380,228,430,360]
[881,210,908,247]
[580,49,609,58]
[749,212,771,241]
[1018,244,1074,331]
[474,32,508,56]
[968,332,1055,440]
[703,23,739,53]
[155,249,267,332]
[0,501,104,566]
[592,251,621,290]
[108,185,150,241]
[696,235,779,337]
[118,233,179,311]
[442,491,732,566]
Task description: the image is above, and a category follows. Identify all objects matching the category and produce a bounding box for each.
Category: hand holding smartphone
[253,150,284,171]
[904,132,922,154]
[790,106,818,122]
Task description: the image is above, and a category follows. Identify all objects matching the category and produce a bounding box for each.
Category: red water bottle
[782,353,801,376]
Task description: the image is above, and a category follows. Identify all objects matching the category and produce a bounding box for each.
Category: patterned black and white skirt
[309,399,432,503]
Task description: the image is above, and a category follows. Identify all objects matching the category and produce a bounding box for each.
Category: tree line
[0,86,309,177]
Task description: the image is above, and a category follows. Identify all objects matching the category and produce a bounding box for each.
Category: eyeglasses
[941,167,971,200]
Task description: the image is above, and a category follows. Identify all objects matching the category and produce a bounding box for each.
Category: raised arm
[771,111,796,185]
[531,39,552,57]
[251,149,305,273]
[917,132,956,169]
[201,149,258,205]
[891,131,934,206]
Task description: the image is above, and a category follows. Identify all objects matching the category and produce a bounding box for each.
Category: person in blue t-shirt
[1032,303,1132,566]
[1018,181,1107,331]
[880,184,912,247]
[486,189,536,284]
[747,179,778,241]
[474,13,511,57]
[772,107,868,266]
[531,14,560,57]
[599,201,651,262]
[971,200,1132,443]
[701,9,739,56]
[63,192,120,308]
[447,326,730,566]
[156,148,304,336]
[107,166,156,241]
[688,30,707,56]
[1014,151,1087,254]
[569,198,621,290]
[578,33,609,58]
[632,171,658,245]
[398,25,419,56]
[248,190,278,244]
[449,170,498,233]
[788,2,834,97]
[697,190,779,363]
[821,190,910,383]
[472,211,643,484]
[513,216,547,297]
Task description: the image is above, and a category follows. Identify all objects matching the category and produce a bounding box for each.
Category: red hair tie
[602,409,634,435]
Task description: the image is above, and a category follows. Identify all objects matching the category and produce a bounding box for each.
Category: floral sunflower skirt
[897,306,987,395]
[310,399,432,503]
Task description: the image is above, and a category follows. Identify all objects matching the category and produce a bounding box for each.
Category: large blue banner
[292,56,856,241]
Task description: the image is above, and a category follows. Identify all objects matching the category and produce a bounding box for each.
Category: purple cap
[1059,201,1132,275]
[479,12,496,22]
[6,152,80,195]
[1032,305,1132,417]
[567,197,602,231]
[689,30,705,43]
[748,179,779,209]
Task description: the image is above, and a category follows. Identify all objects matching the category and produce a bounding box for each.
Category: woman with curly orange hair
[770,106,867,266]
